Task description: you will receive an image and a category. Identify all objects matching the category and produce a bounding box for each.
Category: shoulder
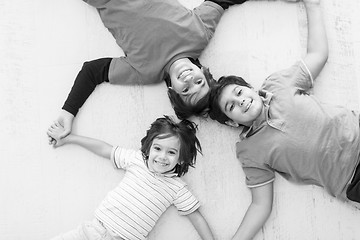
[262,61,313,93]
[111,147,143,169]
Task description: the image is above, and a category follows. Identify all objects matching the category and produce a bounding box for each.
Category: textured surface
[1,0,360,239]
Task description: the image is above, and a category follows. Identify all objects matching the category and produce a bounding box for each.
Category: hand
[48,110,74,145]
[47,122,67,148]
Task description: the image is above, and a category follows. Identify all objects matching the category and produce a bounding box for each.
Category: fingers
[47,135,56,146]
[47,121,62,145]
[47,119,66,148]
[50,121,62,129]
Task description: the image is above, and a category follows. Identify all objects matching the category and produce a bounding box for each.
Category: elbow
[251,197,273,220]
[264,202,273,219]
[318,53,328,71]
[312,50,329,71]
[321,46,329,66]
[321,39,329,65]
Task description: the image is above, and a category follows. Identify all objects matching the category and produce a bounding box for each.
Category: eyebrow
[153,143,179,152]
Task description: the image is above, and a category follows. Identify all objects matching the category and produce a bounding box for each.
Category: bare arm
[302,0,328,79]
[47,123,112,160]
[187,209,215,240]
[231,182,274,240]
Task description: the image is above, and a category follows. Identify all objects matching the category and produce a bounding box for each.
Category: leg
[50,220,109,240]
[85,0,144,47]
[346,162,360,203]
[206,0,248,10]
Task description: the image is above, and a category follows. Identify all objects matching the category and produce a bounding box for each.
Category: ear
[225,120,239,128]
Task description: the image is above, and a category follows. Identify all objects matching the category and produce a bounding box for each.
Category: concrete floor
[1,0,360,239]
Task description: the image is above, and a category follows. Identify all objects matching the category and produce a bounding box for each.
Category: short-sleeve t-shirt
[96,0,223,85]
[236,61,360,200]
[95,147,200,240]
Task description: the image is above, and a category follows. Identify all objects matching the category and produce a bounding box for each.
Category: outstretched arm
[302,0,328,79]
[49,58,112,142]
[232,182,273,240]
[47,122,112,160]
[187,209,215,240]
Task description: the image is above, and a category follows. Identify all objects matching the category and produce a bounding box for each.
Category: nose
[183,75,194,83]
[158,151,167,160]
[238,98,245,106]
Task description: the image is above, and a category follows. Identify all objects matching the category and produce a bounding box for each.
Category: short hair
[140,115,202,176]
[164,58,216,120]
[209,75,251,125]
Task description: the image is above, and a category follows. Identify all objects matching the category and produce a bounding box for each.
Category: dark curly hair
[209,75,251,125]
[140,115,202,176]
[164,58,216,120]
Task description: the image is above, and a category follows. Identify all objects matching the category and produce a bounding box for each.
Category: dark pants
[206,0,247,10]
[346,161,360,203]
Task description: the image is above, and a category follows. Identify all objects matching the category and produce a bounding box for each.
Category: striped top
[94,147,200,240]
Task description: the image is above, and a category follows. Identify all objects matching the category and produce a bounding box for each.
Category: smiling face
[147,135,181,174]
[219,84,263,126]
[169,58,210,106]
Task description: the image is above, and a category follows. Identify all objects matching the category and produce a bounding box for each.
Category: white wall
[1,0,360,239]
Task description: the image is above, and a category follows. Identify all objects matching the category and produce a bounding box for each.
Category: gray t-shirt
[237,61,360,200]
[94,0,223,85]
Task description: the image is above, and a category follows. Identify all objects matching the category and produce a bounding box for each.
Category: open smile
[244,100,253,112]
[178,69,192,79]
[154,159,169,167]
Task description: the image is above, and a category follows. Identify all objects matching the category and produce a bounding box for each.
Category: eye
[182,87,189,94]
[195,79,203,85]
[236,89,242,96]
[229,103,235,112]
[154,146,161,151]
[168,150,177,155]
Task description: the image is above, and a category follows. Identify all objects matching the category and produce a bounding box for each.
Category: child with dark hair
[47,116,214,240]
[50,0,248,143]
[209,0,360,239]
[166,60,217,120]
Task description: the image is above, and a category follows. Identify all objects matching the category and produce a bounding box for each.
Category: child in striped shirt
[47,116,214,240]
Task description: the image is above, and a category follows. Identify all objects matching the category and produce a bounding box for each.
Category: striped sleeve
[173,186,200,216]
[110,146,138,170]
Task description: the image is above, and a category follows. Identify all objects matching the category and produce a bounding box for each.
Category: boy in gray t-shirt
[209,0,360,239]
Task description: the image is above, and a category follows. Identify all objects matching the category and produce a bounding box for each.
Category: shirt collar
[151,170,178,178]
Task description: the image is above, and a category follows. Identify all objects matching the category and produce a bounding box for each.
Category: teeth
[178,69,191,79]
[155,160,167,166]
